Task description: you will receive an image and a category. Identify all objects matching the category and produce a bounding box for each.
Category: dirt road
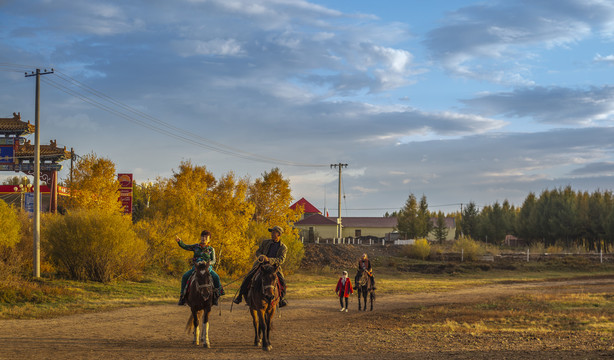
[1,277,613,360]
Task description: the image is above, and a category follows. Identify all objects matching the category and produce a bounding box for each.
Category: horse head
[193,260,213,298]
[259,263,279,303]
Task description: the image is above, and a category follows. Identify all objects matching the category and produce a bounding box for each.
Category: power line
[1,63,329,168]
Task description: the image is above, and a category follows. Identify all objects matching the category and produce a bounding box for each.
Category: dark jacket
[253,238,287,275]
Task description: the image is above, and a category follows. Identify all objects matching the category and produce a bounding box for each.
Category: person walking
[335,270,353,312]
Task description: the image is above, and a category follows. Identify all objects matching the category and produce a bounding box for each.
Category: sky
[1,0,614,217]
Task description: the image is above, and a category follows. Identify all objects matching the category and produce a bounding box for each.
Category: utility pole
[330,163,348,239]
[26,68,54,278]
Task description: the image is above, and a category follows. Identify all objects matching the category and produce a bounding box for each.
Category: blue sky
[1,0,614,216]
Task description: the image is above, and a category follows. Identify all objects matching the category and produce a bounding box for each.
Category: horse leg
[357,289,362,311]
[193,310,200,345]
[202,309,211,348]
[264,306,274,352]
[250,309,261,347]
[259,309,269,351]
[362,292,367,311]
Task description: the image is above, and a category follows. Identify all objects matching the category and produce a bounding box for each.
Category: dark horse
[247,262,280,352]
[357,269,375,311]
[185,261,214,347]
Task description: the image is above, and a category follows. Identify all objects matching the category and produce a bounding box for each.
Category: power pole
[26,68,54,278]
[330,163,348,239]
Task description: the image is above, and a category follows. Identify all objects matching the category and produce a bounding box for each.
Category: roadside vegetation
[1,152,614,337]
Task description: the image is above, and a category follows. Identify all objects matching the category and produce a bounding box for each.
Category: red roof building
[290,197,321,219]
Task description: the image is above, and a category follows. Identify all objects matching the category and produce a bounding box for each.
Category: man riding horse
[354,253,376,290]
[233,225,288,308]
[176,230,224,306]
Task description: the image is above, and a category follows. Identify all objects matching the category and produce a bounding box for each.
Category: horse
[185,260,214,348]
[247,262,281,352]
[357,269,375,311]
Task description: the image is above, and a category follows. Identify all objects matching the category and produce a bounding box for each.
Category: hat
[268,226,284,235]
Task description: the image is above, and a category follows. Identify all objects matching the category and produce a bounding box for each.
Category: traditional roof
[15,139,71,161]
[294,213,336,226]
[290,197,321,214]
[0,113,35,136]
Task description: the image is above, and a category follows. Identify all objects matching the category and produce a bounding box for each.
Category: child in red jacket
[335,270,353,312]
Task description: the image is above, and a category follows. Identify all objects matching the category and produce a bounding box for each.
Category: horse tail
[186,313,194,334]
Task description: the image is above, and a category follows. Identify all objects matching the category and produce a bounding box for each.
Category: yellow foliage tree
[247,168,304,273]
[137,161,255,275]
[62,152,123,212]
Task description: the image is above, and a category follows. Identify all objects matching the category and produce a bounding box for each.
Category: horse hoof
[203,342,210,348]
[264,345,272,351]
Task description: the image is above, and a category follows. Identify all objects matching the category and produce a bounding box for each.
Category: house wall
[427,226,456,241]
[342,226,393,238]
[294,224,337,240]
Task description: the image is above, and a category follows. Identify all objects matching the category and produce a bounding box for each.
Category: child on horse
[354,253,376,290]
[233,225,288,307]
[176,230,224,306]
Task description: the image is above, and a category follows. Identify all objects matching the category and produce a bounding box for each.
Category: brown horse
[185,261,214,347]
[357,269,375,311]
[247,263,280,352]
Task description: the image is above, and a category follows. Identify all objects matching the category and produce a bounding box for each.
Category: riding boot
[212,293,219,306]
[219,285,225,296]
[177,293,186,306]
[232,293,242,304]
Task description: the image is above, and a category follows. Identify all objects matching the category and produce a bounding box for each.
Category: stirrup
[279,298,288,308]
[232,295,242,304]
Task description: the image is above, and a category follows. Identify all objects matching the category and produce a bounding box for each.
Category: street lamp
[13,177,33,210]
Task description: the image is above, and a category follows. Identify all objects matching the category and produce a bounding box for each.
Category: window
[355,229,361,237]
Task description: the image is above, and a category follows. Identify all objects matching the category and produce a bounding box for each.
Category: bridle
[194,262,213,299]
[258,265,278,300]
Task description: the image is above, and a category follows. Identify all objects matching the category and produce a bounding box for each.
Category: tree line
[388,187,614,252]
[0,153,304,282]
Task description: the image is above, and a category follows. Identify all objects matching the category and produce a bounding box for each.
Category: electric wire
[1,63,329,167]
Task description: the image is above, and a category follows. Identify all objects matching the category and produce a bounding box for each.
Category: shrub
[407,238,431,260]
[452,236,485,261]
[0,201,21,250]
[44,209,146,282]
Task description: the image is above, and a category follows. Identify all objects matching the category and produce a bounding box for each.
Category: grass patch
[2,259,614,319]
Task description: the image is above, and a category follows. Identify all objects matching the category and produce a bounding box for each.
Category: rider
[233,225,288,307]
[353,253,376,290]
[176,230,224,306]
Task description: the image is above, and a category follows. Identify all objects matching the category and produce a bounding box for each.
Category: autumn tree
[247,168,304,272]
[137,161,255,275]
[62,152,122,212]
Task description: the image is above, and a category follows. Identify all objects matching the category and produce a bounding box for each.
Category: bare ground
[1,277,613,360]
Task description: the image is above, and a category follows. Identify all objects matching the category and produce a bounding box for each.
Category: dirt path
[1,278,613,360]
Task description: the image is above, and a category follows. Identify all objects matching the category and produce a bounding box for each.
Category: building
[289,197,321,220]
